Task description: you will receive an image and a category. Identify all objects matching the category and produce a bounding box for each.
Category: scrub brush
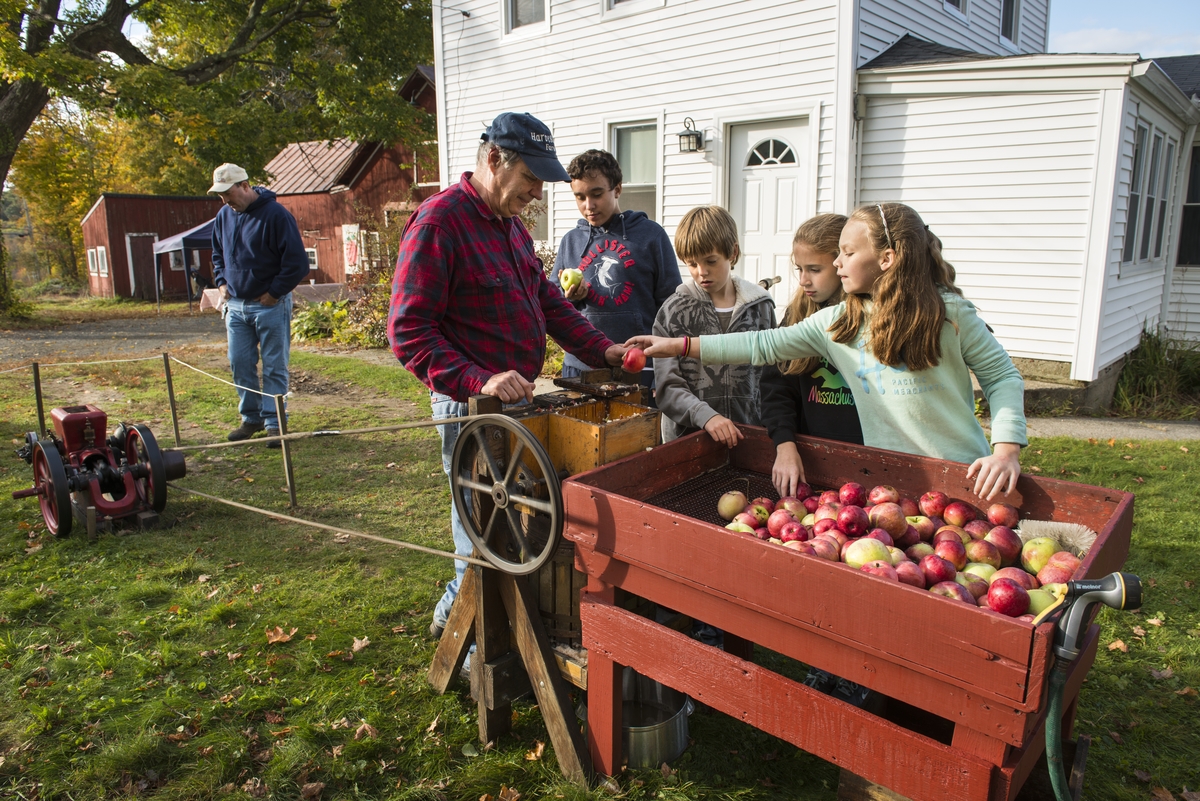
[1015,519,1098,558]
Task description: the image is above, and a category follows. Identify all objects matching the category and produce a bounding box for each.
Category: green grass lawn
[1,355,1197,801]
[0,295,195,331]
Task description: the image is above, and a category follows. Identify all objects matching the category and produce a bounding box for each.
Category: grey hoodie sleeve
[652,301,720,440]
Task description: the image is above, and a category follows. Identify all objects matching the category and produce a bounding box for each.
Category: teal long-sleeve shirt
[699,292,1027,464]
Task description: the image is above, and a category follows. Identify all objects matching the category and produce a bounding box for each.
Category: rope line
[0,364,30,375]
[167,483,491,568]
[169,356,286,399]
[169,416,474,451]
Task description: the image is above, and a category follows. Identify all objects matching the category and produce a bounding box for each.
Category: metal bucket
[621,667,693,769]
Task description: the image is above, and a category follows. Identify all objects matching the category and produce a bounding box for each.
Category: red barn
[80,194,222,299]
[266,66,439,284]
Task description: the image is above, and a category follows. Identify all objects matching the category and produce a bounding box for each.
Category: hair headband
[876,203,893,250]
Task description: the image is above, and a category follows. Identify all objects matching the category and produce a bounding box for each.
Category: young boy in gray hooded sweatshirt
[653,205,775,445]
[550,150,681,387]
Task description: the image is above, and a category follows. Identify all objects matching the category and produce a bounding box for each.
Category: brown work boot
[227,421,265,441]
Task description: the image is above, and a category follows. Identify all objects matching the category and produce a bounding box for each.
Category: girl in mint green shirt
[628,202,1025,501]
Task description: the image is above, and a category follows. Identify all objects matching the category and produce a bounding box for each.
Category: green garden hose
[1044,661,1073,801]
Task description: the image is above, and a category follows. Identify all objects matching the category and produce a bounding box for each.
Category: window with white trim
[306,248,318,271]
[1178,146,1200,266]
[507,0,544,30]
[1000,0,1018,43]
[612,123,658,221]
[96,245,108,276]
[1122,120,1178,269]
[87,249,98,275]
[944,0,967,17]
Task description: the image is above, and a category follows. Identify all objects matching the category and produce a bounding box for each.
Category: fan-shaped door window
[746,139,796,167]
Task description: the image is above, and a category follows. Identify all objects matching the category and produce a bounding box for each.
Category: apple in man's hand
[623,347,647,372]
[560,268,583,291]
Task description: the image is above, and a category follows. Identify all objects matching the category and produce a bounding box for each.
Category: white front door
[728,118,810,318]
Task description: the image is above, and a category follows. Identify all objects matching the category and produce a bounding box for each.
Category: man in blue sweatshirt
[549,150,680,391]
[209,163,308,446]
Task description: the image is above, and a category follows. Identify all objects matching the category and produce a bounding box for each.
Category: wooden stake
[275,394,297,508]
[162,353,181,447]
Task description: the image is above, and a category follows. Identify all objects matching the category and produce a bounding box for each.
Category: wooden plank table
[564,426,1133,801]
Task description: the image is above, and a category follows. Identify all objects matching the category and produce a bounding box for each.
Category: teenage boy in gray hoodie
[550,150,681,389]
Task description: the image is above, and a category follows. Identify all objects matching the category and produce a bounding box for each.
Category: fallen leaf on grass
[269,727,293,739]
[1176,687,1198,697]
[1180,789,1200,801]
[242,778,267,798]
[224,561,243,569]
[391,625,407,634]
[264,711,285,724]
[1151,667,1175,680]
[1108,731,1123,744]
[1148,618,1164,626]
[1134,476,1145,484]
[1133,626,1147,637]
[525,741,544,761]
[227,652,243,662]
[24,543,42,554]
[299,783,325,799]
[426,714,440,734]
[1108,640,1128,653]
[498,787,521,801]
[352,636,370,653]
[305,633,317,641]
[169,605,181,614]
[266,626,297,644]
[333,533,350,544]
[331,744,344,757]
[253,584,263,594]
[1136,770,1153,782]
[198,575,211,583]
[1182,446,1190,453]
[354,722,377,740]
[206,588,220,599]
[1150,788,1175,801]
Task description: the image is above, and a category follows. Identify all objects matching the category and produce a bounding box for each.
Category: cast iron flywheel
[449,414,563,575]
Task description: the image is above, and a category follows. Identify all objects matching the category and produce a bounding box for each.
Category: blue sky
[1049,0,1200,57]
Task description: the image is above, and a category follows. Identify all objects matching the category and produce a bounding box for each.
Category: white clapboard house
[430,0,1200,401]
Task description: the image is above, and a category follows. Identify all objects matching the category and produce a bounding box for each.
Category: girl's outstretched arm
[967,442,1021,500]
[626,335,689,359]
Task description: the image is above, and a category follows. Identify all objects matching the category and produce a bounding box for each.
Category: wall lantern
[677,117,704,153]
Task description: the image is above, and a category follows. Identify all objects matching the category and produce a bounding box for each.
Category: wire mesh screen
[645,465,779,527]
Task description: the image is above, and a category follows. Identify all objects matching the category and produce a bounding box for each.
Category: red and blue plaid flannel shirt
[388,173,615,400]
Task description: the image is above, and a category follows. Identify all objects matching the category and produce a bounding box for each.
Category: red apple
[744,502,771,526]
[964,539,1002,570]
[1021,537,1063,575]
[784,540,817,555]
[809,537,840,561]
[820,529,849,548]
[622,347,647,372]
[955,571,990,600]
[802,496,821,513]
[779,521,807,543]
[991,567,1037,591]
[894,524,921,549]
[919,491,950,519]
[895,561,927,589]
[942,501,978,528]
[964,562,998,583]
[814,502,841,522]
[860,560,899,581]
[987,502,1020,528]
[987,578,1031,617]
[1037,565,1074,586]
[751,497,776,514]
[928,516,946,531]
[725,520,756,535]
[919,554,957,585]
[794,483,813,501]
[813,518,839,536]
[767,508,798,538]
[929,581,976,605]
[754,527,771,541]
[906,515,936,542]
[868,502,908,537]
[898,497,920,517]
[1045,550,1081,575]
[818,490,840,506]
[963,519,992,540]
[868,485,901,505]
[839,482,868,507]
[801,513,816,527]
[836,505,871,537]
[934,539,968,571]
[984,525,1023,567]
[844,538,892,569]
[717,491,749,521]
[865,528,894,548]
[887,546,908,566]
[778,497,806,517]
[734,511,760,529]
[905,542,935,562]
[934,526,971,546]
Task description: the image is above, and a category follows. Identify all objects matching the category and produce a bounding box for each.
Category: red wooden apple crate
[563,425,1133,801]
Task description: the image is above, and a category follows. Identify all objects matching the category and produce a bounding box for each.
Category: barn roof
[1155,55,1200,100]
[263,139,382,196]
[859,33,995,70]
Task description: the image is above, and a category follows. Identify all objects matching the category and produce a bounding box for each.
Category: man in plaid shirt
[388,113,628,661]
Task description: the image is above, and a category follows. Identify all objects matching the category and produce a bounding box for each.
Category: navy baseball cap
[481,112,570,183]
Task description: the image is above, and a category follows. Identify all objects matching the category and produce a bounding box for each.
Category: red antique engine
[13,405,186,537]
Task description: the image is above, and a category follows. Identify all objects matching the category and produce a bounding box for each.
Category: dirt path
[0,313,226,367]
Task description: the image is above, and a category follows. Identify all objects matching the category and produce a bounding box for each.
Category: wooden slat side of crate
[547,399,659,476]
[563,426,1132,717]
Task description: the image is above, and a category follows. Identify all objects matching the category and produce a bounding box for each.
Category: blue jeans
[225,294,292,430]
[431,392,474,630]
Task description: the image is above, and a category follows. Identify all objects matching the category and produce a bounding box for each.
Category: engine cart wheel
[450,414,563,576]
[126,425,167,513]
[33,440,72,538]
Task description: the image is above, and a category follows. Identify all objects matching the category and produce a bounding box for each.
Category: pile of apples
[716,483,1082,622]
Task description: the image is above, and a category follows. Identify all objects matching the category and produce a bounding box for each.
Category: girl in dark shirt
[761,214,864,497]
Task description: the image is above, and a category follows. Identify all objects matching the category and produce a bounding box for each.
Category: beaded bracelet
[682,337,690,358]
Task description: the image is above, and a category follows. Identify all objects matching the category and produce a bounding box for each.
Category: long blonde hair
[782,214,847,376]
[827,202,961,371]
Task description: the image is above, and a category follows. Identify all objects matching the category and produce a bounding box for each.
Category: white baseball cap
[209,163,249,193]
